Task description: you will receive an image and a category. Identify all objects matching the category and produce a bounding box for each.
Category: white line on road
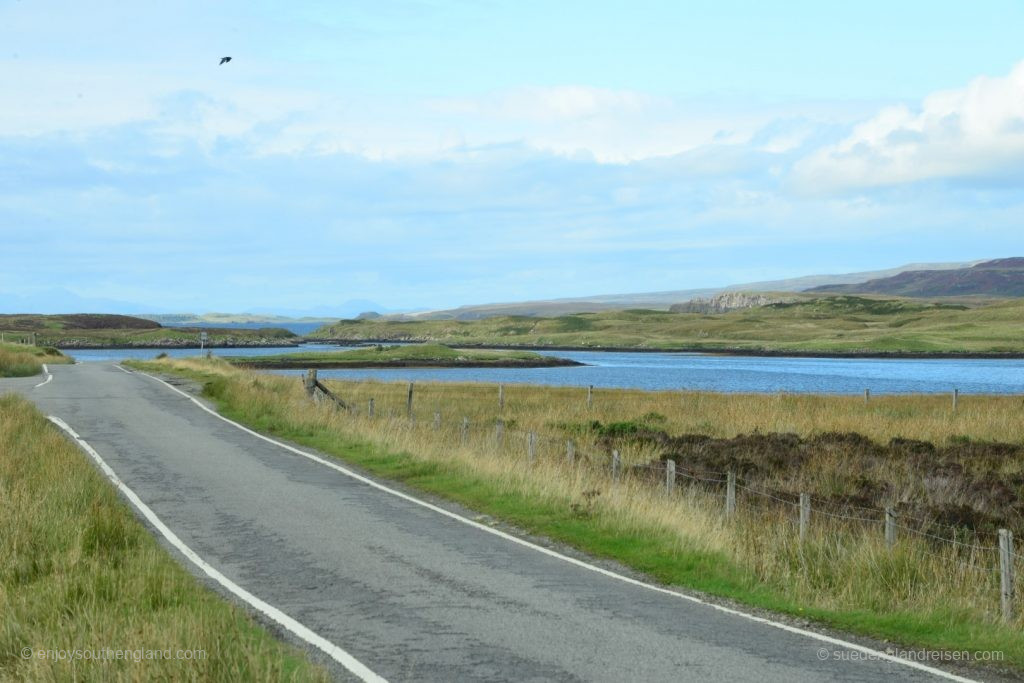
[34,364,52,389]
[114,364,133,374]
[47,414,387,683]
[132,366,974,682]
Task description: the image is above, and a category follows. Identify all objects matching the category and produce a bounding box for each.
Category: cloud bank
[3,40,1024,311]
[795,62,1024,191]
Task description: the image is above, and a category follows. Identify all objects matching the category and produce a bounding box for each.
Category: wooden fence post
[406,382,414,418]
[566,439,575,464]
[885,507,896,549]
[304,369,317,398]
[368,398,375,418]
[864,388,870,405]
[953,388,959,413]
[665,460,676,495]
[799,493,811,542]
[612,450,620,482]
[1000,529,1016,624]
[587,385,593,409]
[461,417,469,444]
[726,470,736,518]
[498,384,504,410]
[433,411,441,430]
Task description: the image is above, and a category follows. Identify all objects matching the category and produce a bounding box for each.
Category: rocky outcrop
[670,292,796,314]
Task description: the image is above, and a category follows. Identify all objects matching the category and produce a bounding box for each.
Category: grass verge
[0,343,72,378]
[127,357,1024,674]
[0,394,328,682]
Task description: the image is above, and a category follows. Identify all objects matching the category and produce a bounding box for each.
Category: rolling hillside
[809,258,1024,297]
[310,295,1024,355]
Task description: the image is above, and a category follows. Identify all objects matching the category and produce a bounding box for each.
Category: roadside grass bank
[308,296,1024,355]
[226,343,580,368]
[0,394,328,682]
[0,342,71,378]
[128,357,1024,673]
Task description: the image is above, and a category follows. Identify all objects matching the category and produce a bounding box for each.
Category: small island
[225,343,583,369]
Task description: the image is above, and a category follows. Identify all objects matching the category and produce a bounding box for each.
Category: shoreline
[228,357,583,369]
[53,341,300,350]
[303,338,1024,360]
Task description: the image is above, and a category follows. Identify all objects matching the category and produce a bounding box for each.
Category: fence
[300,373,1022,624]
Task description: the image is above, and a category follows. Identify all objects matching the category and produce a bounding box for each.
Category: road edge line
[34,364,52,389]
[133,366,975,683]
[46,413,387,683]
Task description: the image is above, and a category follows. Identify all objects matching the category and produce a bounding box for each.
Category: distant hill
[142,313,338,325]
[808,258,1024,297]
[389,260,979,320]
[0,313,160,331]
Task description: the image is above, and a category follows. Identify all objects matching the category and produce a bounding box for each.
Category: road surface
[3,362,981,682]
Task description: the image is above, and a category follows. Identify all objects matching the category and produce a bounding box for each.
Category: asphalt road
[3,362,980,682]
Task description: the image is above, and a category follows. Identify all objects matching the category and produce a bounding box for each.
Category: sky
[2,0,1024,314]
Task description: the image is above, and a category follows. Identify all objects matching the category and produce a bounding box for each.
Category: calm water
[66,345,1024,395]
[66,343,360,363]
[67,345,1024,394]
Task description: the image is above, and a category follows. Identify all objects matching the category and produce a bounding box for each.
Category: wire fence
[303,372,1021,623]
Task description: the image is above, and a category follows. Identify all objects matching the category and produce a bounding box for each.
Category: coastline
[303,338,1024,360]
[51,340,301,350]
[228,357,583,369]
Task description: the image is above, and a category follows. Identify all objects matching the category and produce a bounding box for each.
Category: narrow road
[5,363,976,682]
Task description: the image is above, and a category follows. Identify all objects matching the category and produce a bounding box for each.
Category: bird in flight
[219,56,232,65]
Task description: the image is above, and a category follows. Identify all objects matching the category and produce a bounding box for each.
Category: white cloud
[427,87,814,163]
[793,61,1024,191]
[0,56,848,164]
[432,86,656,123]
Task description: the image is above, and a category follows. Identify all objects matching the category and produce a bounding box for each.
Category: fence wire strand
[337,388,1020,564]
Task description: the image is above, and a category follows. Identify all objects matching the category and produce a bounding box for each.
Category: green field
[0,314,298,349]
[0,394,326,681]
[42,327,298,349]
[309,295,1024,355]
[226,343,578,368]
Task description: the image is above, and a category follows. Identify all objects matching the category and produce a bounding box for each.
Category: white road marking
[34,364,52,389]
[47,414,387,683]
[132,366,973,683]
[114,364,133,374]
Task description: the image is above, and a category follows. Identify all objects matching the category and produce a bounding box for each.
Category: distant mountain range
[809,258,1024,297]
[391,260,984,320]
[5,259,1019,323]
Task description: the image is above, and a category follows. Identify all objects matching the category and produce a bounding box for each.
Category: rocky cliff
[669,292,797,314]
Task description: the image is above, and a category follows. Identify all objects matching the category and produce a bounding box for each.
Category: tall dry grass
[0,342,70,378]
[132,357,1024,663]
[0,393,328,682]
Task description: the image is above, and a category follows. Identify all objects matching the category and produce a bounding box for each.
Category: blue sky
[2,1,1024,314]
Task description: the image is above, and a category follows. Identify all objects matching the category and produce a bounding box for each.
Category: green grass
[0,314,298,349]
[0,394,328,681]
[309,295,1024,354]
[128,358,1024,674]
[226,343,563,367]
[45,326,298,349]
[0,343,71,377]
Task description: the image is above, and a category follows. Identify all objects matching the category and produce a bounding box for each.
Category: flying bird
[219,56,232,65]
